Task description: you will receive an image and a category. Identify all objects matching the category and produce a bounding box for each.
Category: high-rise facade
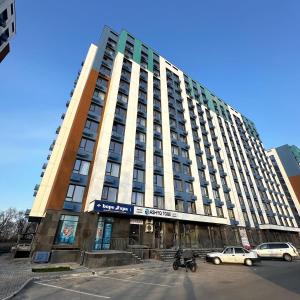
[29,26,300,257]
[0,0,16,62]
[267,145,300,227]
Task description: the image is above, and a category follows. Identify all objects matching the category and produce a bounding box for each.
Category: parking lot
[15,260,300,300]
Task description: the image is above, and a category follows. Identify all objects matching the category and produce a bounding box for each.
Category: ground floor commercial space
[30,208,300,260]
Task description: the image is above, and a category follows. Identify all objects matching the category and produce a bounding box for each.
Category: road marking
[100,275,175,287]
[35,282,110,298]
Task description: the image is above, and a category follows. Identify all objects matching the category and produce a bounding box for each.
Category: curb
[2,277,34,300]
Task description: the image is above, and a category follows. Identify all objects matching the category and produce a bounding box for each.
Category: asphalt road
[15,260,300,300]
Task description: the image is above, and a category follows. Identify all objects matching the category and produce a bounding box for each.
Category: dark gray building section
[276,145,300,177]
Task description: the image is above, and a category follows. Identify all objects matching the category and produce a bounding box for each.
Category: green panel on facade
[133,39,142,65]
[117,30,127,54]
[147,48,154,72]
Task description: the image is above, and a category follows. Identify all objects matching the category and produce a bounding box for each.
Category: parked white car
[206,246,260,266]
[253,242,299,261]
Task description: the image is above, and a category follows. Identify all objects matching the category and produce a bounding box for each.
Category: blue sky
[0,0,299,211]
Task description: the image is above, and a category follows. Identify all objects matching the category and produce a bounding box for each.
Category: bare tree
[0,208,26,242]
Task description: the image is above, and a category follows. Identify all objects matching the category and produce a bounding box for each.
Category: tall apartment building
[29,26,300,259]
[0,0,16,62]
[267,145,300,227]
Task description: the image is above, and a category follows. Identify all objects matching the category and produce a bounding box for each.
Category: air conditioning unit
[145,224,153,233]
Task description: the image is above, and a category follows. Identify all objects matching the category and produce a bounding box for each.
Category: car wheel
[244,258,253,266]
[213,257,221,265]
[283,253,292,262]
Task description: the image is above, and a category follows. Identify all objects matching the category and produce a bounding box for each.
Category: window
[154,155,163,167]
[101,186,118,202]
[112,122,125,135]
[133,169,145,183]
[154,110,161,121]
[187,202,196,214]
[55,215,79,245]
[137,116,146,127]
[201,186,209,197]
[154,138,162,150]
[185,182,193,193]
[175,200,184,212]
[85,119,98,133]
[154,174,164,187]
[115,106,127,119]
[154,196,164,209]
[171,131,178,140]
[73,160,90,175]
[89,103,102,115]
[216,206,224,217]
[97,78,108,90]
[131,192,144,206]
[79,138,95,153]
[172,145,179,156]
[105,162,120,177]
[199,170,206,180]
[173,161,181,173]
[234,248,245,254]
[154,123,162,133]
[65,185,85,203]
[224,247,234,254]
[181,149,189,159]
[174,180,183,191]
[138,102,147,113]
[117,92,128,104]
[93,89,105,100]
[228,209,235,220]
[109,141,122,155]
[136,131,146,143]
[135,149,145,162]
[204,204,212,216]
[213,189,220,199]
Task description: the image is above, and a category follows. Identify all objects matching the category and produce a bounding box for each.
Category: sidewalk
[0,253,169,300]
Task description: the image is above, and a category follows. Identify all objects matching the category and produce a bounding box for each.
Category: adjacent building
[0,0,16,62]
[29,26,300,259]
[267,145,300,227]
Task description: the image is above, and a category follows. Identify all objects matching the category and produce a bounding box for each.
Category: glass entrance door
[94,217,113,250]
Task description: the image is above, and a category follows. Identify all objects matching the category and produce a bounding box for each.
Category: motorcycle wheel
[173,262,179,270]
[190,263,197,272]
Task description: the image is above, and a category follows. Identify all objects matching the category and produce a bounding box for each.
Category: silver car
[206,246,260,266]
[253,242,299,261]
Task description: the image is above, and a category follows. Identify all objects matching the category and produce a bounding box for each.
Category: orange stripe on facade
[46,69,99,211]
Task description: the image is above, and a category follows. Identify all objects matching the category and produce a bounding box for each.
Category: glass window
[136,131,146,143]
[154,174,164,187]
[170,131,178,140]
[216,206,224,217]
[181,149,189,159]
[154,196,164,209]
[138,102,147,113]
[85,119,99,133]
[204,204,212,216]
[65,184,85,203]
[154,123,162,133]
[112,122,125,135]
[175,199,184,212]
[174,180,183,191]
[101,186,118,202]
[154,155,163,167]
[73,159,90,175]
[187,202,196,214]
[133,169,145,183]
[115,106,127,119]
[89,103,102,115]
[137,116,146,127]
[131,192,144,206]
[185,182,193,193]
[117,92,128,104]
[154,138,162,150]
[172,145,179,156]
[109,141,122,155]
[173,161,181,173]
[224,247,234,254]
[79,138,95,153]
[135,149,145,162]
[105,162,120,177]
[228,209,235,220]
[93,89,106,100]
[213,189,220,198]
[183,165,191,175]
[55,215,79,245]
[201,186,209,197]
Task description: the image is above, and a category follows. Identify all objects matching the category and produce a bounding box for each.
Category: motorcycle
[173,249,197,272]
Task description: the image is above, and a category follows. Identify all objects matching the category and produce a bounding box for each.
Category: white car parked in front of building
[206,246,260,266]
[253,242,299,261]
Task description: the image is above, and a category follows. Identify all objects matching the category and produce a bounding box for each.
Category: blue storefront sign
[93,200,134,215]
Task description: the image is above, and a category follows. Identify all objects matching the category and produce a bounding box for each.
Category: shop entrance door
[94,217,113,250]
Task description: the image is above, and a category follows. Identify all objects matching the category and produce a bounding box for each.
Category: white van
[253,242,299,261]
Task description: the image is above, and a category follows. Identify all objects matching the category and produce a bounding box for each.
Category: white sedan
[206,246,260,266]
